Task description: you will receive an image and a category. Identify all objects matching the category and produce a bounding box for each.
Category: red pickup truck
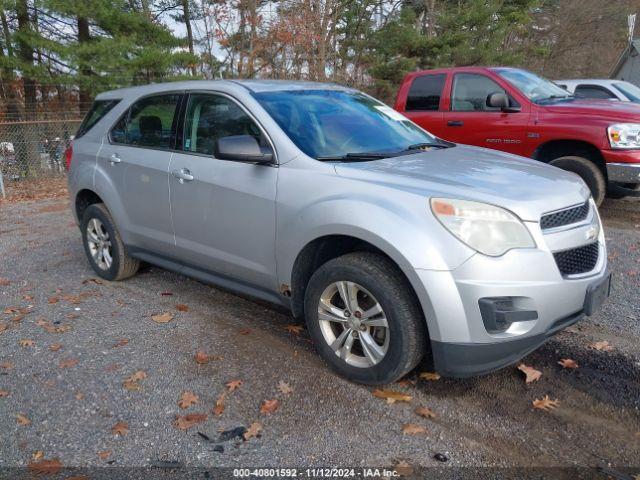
[394,67,640,205]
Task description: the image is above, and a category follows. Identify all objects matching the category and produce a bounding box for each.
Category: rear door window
[110,94,181,149]
[406,74,446,111]
[76,100,119,138]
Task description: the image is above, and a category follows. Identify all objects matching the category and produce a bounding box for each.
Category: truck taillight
[64,144,73,170]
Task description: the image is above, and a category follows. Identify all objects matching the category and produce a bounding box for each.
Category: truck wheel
[304,252,426,385]
[549,156,606,206]
[81,203,140,281]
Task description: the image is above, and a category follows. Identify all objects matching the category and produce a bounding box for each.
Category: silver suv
[67,80,611,384]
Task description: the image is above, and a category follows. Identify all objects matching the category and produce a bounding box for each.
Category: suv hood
[333,145,590,222]
[542,98,640,120]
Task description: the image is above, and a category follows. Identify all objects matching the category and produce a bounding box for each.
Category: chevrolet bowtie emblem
[586,226,598,241]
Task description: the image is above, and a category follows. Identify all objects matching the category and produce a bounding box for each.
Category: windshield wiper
[537,94,574,103]
[317,152,390,162]
[404,142,449,151]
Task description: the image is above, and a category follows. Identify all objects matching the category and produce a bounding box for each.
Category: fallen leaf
[19,339,35,347]
[3,307,19,314]
[175,304,189,312]
[32,451,44,460]
[419,372,441,381]
[285,324,303,335]
[151,312,174,323]
[243,421,263,440]
[17,413,31,425]
[75,391,85,400]
[260,398,280,414]
[160,291,173,296]
[98,450,112,460]
[23,294,34,300]
[226,379,243,392]
[0,323,8,334]
[396,379,416,387]
[178,391,199,409]
[49,343,63,352]
[213,393,226,416]
[59,358,79,369]
[393,460,414,476]
[111,421,128,436]
[0,277,10,286]
[28,458,63,475]
[415,406,436,419]
[0,390,9,397]
[239,328,251,335]
[123,370,147,391]
[532,395,560,411]
[558,358,579,369]
[277,380,293,395]
[1,361,14,370]
[372,389,412,404]
[174,413,207,430]
[82,278,103,285]
[195,351,210,364]
[590,340,614,351]
[517,363,542,384]
[402,423,427,435]
[112,338,129,348]
[48,296,59,304]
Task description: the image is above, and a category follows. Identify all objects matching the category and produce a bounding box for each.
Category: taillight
[64,143,73,170]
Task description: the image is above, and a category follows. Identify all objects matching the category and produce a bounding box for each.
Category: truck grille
[553,243,599,276]
[541,201,590,230]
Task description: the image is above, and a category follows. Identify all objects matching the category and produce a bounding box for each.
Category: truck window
[451,74,507,112]
[406,74,446,111]
[574,85,616,100]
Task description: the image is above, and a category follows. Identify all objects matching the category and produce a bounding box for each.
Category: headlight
[608,123,640,149]
[430,198,535,256]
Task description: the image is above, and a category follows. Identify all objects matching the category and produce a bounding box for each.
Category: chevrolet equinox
[66,80,611,384]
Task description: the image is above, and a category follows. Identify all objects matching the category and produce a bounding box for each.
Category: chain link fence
[0,116,82,198]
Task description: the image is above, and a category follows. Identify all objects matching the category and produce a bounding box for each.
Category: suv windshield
[494,68,572,103]
[253,89,438,160]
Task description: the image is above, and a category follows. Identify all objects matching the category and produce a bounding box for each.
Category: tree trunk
[77,16,92,109]
[181,0,196,76]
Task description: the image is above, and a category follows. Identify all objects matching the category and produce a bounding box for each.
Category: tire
[549,156,606,206]
[81,203,140,281]
[304,252,426,385]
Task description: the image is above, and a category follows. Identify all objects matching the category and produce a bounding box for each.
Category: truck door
[397,73,447,139]
[442,73,530,156]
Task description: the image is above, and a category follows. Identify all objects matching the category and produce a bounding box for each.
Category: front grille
[541,201,590,230]
[553,243,599,276]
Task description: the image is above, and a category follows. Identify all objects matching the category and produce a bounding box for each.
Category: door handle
[109,153,122,165]
[447,120,464,127]
[172,168,194,184]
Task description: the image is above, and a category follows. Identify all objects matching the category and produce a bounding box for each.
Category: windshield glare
[253,90,436,159]
[495,68,571,103]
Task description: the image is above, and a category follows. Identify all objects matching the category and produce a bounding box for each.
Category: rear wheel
[81,204,139,281]
[304,252,426,385]
[549,156,606,206]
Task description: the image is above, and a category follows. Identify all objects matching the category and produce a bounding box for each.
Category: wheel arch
[288,233,437,346]
[75,189,104,223]
[532,139,607,178]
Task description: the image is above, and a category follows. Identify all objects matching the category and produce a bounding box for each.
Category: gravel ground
[0,192,639,479]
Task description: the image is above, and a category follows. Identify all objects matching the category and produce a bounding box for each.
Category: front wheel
[549,156,606,206]
[304,252,427,385]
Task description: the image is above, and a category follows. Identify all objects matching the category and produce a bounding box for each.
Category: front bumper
[411,201,609,377]
[607,162,640,183]
[602,149,640,183]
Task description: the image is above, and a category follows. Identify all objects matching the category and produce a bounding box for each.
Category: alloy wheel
[86,218,112,270]
[317,281,389,368]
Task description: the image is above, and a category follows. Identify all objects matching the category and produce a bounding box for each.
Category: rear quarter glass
[76,100,120,138]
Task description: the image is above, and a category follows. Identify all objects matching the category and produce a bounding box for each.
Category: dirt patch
[0,177,68,204]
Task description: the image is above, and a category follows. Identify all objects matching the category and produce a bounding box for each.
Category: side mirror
[487,92,521,113]
[214,135,274,164]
